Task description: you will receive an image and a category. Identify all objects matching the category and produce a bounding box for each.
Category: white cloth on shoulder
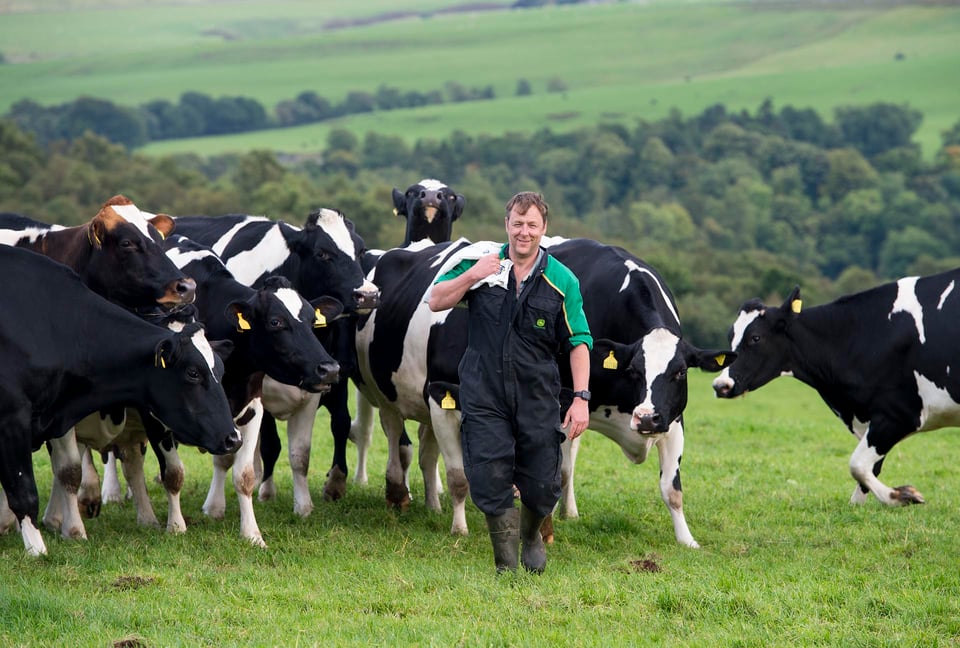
[422,240,512,304]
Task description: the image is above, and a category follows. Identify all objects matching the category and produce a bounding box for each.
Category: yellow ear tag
[791,299,802,314]
[602,351,618,370]
[236,312,252,331]
[314,309,327,328]
[441,391,456,410]
[715,353,726,367]
[155,352,166,369]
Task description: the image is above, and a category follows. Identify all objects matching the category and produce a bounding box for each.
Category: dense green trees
[2,100,959,346]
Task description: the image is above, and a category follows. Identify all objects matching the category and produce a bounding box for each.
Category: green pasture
[2,373,958,646]
[1,2,957,159]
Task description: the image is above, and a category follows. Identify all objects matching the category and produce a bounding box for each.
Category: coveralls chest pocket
[471,286,504,324]
[523,294,562,339]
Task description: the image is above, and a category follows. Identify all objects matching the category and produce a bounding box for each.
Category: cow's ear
[88,218,106,248]
[310,296,344,327]
[450,192,465,222]
[226,302,254,332]
[686,343,737,373]
[210,338,234,363]
[392,188,407,217]
[149,214,176,239]
[154,337,175,369]
[782,286,802,317]
[427,381,460,411]
[591,338,632,372]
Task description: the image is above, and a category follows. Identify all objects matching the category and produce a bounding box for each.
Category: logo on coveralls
[535,318,546,329]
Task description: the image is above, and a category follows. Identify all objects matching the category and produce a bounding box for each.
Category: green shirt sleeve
[434,258,477,284]
[543,256,593,351]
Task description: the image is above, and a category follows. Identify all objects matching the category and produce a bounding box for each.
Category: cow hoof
[258,480,277,502]
[540,516,555,545]
[293,501,314,518]
[247,535,268,549]
[81,499,101,519]
[323,466,347,502]
[385,482,411,511]
[894,485,925,505]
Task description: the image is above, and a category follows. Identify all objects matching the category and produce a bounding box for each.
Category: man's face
[505,206,546,260]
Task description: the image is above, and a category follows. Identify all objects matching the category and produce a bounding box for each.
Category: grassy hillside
[1,1,957,158]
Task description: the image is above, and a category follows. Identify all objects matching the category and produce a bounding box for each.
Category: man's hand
[562,398,590,440]
[469,252,502,281]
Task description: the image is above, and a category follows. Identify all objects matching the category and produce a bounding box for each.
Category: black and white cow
[0,245,239,556]
[354,237,732,547]
[713,277,960,506]
[0,196,198,541]
[173,209,379,519]
[393,178,465,246]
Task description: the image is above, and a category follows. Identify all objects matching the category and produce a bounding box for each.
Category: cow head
[225,276,343,393]
[284,208,380,313]
[713,287,800,399]
[590,329,734,433]
[85,195,196,309]
[148,322,241,455]
[393,179,465,245]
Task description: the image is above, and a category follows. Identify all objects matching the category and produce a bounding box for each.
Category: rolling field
[1,1,957,158]
[2,373,958,646]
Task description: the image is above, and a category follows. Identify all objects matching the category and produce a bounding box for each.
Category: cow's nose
[319,362,340,384]
[224,428,242,453]
[640,412,663,429]
[176,277,197,303]
[354,287,380,310]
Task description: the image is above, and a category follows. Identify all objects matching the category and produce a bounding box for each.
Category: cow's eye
[676,370,687,381]
[316,250,332,261]
[269,317,283,329]
[186,367,202,382]
[750,335,761,344]
[120,239,134,249]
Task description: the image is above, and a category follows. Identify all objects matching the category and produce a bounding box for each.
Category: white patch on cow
[312,208,356,260]
[890,277,925,343]
[915,372,960,431]
[21,517,47,556]
[622,260,680,327]
[190,329,218,382]
[224,224,287,285]
[165,246,221,270]
[540,235,569,248]
[275,287,304,322]
[109,203,154,238]
[937,281,954,310]
[419,178,446,192]
[730,309,762,350]
[639,329,680,411]
[850,416,869,440]
[211,217,266,256]
[0,227,49,245]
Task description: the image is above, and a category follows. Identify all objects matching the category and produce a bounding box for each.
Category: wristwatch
[573,390,591,401]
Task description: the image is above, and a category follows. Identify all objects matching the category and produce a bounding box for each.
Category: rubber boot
[484,508,520,574]
[520,504,547,574]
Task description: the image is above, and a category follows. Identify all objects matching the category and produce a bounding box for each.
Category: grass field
[1,1,957,159]
[2,373,958,646]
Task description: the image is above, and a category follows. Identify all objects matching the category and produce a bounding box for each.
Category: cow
[0,245,239,556]
[712,277,960,507]
[90,234,344,546]
[172,208,379,519]
[353,236,733,547]
[393,178,465,246]
[0,195,196,310]
[255,179,465,509]
[0,196,198,541]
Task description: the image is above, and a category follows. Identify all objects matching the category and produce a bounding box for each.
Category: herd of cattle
[1,179,956,557]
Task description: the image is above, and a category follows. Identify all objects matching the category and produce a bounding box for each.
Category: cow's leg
[381,408,411,510]
[101,450,125,504]
[418,423,442,512]
[0,490,17,535]
[350,390,376,485]
[849,429,923,505]
[115,439,161,529]
[151,435,187,533]
[427,405,470,535]
[203,451,234,520]
[44,432,87,540]
[0,425,46,556]
[285,393,321,516]
[233,399,267,546]
[78,446,102,518]
[559,434,581,520]
[257,413,281,502]
[323,382,353,501]
[655,419,699,548]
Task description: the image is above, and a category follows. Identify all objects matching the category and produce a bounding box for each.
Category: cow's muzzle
[158,277,197,306]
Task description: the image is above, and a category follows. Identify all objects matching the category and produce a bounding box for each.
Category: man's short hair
[505,191,549,223]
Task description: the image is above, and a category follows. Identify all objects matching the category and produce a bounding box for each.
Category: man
[429,191,592,574]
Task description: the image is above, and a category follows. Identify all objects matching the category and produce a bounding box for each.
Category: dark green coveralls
[435,244,592,518]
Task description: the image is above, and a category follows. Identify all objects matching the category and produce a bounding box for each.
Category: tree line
[1,99,958,347]
[3,76,575,148]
